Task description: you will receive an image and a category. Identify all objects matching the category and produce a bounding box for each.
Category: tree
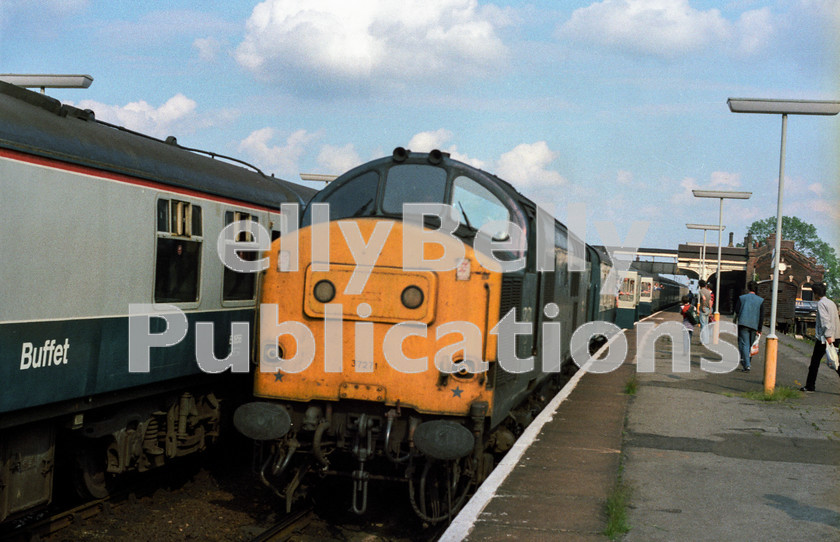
[744,216,839,299]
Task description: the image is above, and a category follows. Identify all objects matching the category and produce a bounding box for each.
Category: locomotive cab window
[382,164,447,214]
[315,170,381,222]
[451,176,510,233]
[154,199,202,303]
[223,211,258,301]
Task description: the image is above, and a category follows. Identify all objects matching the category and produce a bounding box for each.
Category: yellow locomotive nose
[255,217,500,416]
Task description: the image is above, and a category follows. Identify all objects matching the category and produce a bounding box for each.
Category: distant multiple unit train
[1,80,684,525]
[0,81,314,523]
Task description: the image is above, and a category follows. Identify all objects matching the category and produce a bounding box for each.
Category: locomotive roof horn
[428,149,443,164]
[392,147,409,162]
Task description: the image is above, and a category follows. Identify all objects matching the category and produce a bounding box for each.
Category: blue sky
[2,0,838,253]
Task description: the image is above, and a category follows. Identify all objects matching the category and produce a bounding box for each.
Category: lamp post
[300,173,338,184]
[727,98,840,393]
[687,224,725,281]
[692,191,752,343]
[0,74,93,93]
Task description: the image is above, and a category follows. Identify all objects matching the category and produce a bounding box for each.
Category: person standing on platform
[801,282,840,392]
[680,295,697,354]
[698,279,712,333]
[733,281,764,372]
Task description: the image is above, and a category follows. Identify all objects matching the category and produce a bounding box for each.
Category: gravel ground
[48,442,438,542]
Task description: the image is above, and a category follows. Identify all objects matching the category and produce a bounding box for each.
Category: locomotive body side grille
[494,274,523,389]
[498,275,522,320]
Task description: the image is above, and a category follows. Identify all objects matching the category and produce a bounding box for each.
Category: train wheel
[73,442,115,500]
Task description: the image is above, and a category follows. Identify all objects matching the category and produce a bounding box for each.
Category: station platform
[441,309,840,541]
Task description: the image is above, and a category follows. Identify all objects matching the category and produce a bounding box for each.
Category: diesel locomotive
[0,80,315,523]
[233,148,684,522]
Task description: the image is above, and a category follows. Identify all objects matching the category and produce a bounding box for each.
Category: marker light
[401,286,424,309]
[313,280,336,303]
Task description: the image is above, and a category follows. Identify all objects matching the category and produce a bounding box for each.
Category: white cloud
[408,129,453,153]
[803,199,840,221]
[670,176,700,204]
[670,171,743,204]
[193,37,223,62]
[495,142,566,189]
[73,94,198,139]
[557,0,773,58]
[734,7,773,56]
[407,129,485,168]
[234,0,508,91]
[316,144,362,175]
[710,171,741,188]
[616,170,633,185]
[807,182,824,196]
[238,128,319,176]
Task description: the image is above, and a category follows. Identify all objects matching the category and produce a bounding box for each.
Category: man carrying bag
[801,282,840,392]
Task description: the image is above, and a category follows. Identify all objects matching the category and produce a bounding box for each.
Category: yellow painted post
[764,337,777,394]
[712,312,720,344]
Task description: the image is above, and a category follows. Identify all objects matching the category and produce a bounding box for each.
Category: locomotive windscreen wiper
[457,201,473,230]
[356,198,374,216]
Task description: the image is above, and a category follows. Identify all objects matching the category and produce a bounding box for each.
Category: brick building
[678,232,825,320]
[745,233,824,301]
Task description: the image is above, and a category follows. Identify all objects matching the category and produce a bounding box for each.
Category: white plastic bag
[825,343,839,371]
[750,333,760,357]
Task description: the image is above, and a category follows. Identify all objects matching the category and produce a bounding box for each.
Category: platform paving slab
[461,337,637,541]
[623,313,840,541]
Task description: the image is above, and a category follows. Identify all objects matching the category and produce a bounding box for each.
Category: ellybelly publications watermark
[126,202,741,376]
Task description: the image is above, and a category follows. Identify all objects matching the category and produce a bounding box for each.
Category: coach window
[154,199,202,303]
[618,277,635,303]
[382,164,447,215]
[223,211,258,301]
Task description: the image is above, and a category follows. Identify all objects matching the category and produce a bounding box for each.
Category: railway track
[247,506,315,542]
[1,492,131,542]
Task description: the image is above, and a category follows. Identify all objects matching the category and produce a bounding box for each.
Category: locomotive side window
[154,199,202,303]
[223,211,258,301]
[555,227,569,291]
[569,271,581,297]
[382,164,446,214]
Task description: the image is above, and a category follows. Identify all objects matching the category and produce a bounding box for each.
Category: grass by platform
[737,385,802,402]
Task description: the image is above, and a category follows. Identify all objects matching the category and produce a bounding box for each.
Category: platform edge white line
[438,324,631,542]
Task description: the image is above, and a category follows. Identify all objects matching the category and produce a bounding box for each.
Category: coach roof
[0,81,315,207]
